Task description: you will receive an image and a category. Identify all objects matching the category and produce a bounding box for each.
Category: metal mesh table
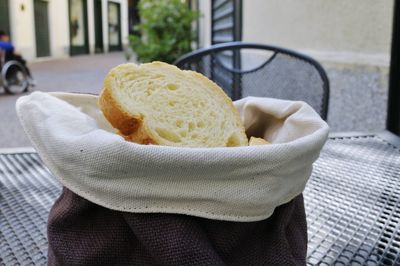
[305,132,400,265]
[0,151,61,266]
[1,132,400,265]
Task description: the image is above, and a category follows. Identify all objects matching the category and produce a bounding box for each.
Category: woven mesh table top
[0,153,61,266]
[1,134,400,265]
[304,135,400,265]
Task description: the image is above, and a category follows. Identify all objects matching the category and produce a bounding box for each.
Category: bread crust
[99,75,157,145]
[249,137,270,146]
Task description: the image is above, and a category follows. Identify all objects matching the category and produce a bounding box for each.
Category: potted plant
[130,0,199,64]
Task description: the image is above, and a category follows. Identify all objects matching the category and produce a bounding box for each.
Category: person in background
[0,30,15,59]
[0,30,33,79]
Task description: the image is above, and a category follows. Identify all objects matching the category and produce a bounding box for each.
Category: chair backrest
[175,42,329,120]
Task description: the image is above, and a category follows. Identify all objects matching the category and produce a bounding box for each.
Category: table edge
[329,130,400,149]
[0,147,36,154]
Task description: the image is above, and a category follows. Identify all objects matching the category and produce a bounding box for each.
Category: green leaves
[130,0,199,64]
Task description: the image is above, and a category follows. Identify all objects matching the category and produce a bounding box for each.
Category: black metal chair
[175,42,330,121]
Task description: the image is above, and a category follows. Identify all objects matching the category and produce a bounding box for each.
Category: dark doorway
[94,0,103,53]
[34,0,51,57]
[69,0,89,55]
[108,2,122,51]
[128,0,140,35]
[0,0,10,35]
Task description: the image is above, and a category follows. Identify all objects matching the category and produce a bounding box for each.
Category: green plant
[130,0,199,63]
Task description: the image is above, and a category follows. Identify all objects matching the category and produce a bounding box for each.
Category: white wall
[198,0,211,48]
[119,0,129,48]
[87,0,96,53]
[9,0,36,60]
[48,0,70,58]
[101,0,109,52]
[243,0,393,66]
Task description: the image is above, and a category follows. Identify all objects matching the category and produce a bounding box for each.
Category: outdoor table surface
[1,131,400,265]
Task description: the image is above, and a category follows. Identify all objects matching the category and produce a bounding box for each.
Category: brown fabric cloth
[47,187,307,266]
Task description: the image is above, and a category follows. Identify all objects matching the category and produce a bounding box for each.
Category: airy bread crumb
[99,62,248,147]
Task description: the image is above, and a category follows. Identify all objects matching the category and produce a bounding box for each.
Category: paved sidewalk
[0,52,129,148]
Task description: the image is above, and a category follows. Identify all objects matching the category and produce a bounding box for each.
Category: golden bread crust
[99,74,157,145]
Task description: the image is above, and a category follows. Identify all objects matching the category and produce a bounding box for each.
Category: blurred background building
[0,0,394,132]
[0,0,129,60]
[4,0,390,69]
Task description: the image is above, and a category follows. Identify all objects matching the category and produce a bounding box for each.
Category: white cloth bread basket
[16,91,329,222]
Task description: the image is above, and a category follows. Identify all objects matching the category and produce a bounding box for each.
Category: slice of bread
[99,62,248,147]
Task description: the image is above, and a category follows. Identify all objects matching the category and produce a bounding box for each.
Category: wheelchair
[0,49,33,94]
